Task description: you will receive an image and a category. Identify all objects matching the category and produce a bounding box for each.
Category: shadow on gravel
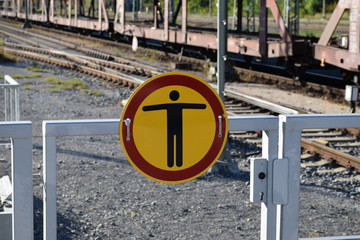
[33,144,130,165]
[198,168,250,183]
[34,196,82,240]
[300,183,360,199]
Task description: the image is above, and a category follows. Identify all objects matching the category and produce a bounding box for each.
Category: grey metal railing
[1,75,20,121]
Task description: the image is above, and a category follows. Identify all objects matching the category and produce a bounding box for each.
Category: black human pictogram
[142,90,206,168]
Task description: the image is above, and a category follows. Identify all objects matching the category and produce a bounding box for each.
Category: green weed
[23,86,34,91]
[43,77,88,92]
[85,89,104,96]
[25,74,42,78]
[27,65,48,73]
[43,77,60,84]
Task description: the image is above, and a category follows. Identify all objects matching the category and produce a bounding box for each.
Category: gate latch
[250,158,268,203]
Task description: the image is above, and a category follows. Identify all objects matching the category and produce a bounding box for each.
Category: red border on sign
[121,73,227,182]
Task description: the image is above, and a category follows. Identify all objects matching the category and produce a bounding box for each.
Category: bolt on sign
[120,72,228,183]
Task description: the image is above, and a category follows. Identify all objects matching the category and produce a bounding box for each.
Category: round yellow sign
[120,72,228,183]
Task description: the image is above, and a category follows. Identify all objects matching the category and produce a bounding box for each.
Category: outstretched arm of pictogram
[181,103,206,109]
[142,104,168,111]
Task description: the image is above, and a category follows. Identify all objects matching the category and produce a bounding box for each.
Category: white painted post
[278,115,302,240]
[12,137,33,240]
[43,136,57,240]
[260,128,278,240]
[279,114,360,240]
[0,121,33,240]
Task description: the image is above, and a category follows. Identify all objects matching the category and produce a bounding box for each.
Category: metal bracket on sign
[124,118,131,141]
[250,158,268,203]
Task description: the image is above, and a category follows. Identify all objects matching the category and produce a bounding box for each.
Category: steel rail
[4,48,142,87]
[0,25,52,49]
[301,139,360,171]
[0,22,163,75]
[4,41,160,78]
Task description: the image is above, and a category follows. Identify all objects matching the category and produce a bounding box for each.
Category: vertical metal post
[43,135,57,240]
[259,0,268,57]
[278,115,302,240]
[74,0,77,23]
[237,0,242,33]
[4,82,9,121]
[15,87,19,121]
[0,122,33,240]
[294,0,299,35]
[17,0,20,16]
[68,0,71,25]
[232,0,236,30]
[132,0,138,21]
[217,0,227,100]
[164,0,169,40]
[12,136,33,240]
[23,0,31,27]
[154,0,158,28]
[49,0,53,21]
[181,0,187,43]
[260,129,278,240]
[9,88,14,120]
[209,0,212,16]
[120,0,125,33]
[349,0,359,55]
[284,0,289,27]
[133,0,135,19]
[170,0,174,18]
[229,116,279,240]
[322,0,326,19]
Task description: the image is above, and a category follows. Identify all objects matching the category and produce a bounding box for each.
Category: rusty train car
[1,0,360,85]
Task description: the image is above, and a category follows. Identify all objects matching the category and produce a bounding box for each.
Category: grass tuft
[27,65,48,73]
[43,77,88,92]
[85,89,104,96]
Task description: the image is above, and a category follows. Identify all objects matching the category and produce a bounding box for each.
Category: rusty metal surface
[314,45,360,72]
[301,139,360,171]
[1,0,298,58]
[314,0,360,72]
[114,22,295,58]
[113,0,294,58]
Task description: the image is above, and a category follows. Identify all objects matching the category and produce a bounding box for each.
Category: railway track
[1,21,360,179]
[0,19,351,106]
[225,92,360,170]
[0,22,163,87]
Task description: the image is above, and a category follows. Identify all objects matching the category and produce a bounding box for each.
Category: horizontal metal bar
[0,84,20,89]
[0,121,32,138]
[228,115,279,131]
[300,236,360,240]
[281,114,360,130]
[43,119,120,137]
[44,117,279,137]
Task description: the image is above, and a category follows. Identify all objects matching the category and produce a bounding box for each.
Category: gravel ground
[0,60,360,239]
